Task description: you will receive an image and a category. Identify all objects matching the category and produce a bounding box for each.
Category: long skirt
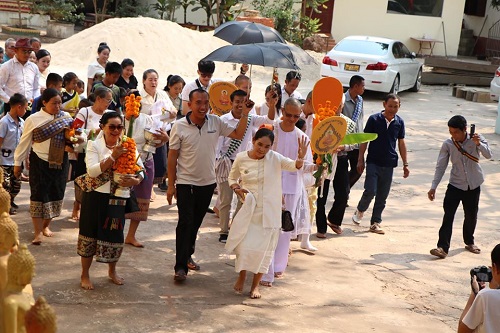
[29,151,68,219]
[73,152,86,203]
[125,159,154,221]
[77,191,126,263]
[153,144,167,184]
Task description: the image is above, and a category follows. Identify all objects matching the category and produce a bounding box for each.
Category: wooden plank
[424,57,498,74]
[422,72,492,86]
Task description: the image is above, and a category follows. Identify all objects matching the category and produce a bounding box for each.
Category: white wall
[331,0,466,56]
[463,0,500,38]
[0,13,50,27]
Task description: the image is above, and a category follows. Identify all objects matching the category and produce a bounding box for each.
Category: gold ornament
[0,168,11,215]
[25,296,57,333]
[0,212,19,254]
[7,244,35,287]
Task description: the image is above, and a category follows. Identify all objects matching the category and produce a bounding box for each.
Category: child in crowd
[91,62,122,112]
[28,51,37,63]
[76,79,86,99]
[29,73,63,117]
[61,72,81,114]
[0,94,27,214]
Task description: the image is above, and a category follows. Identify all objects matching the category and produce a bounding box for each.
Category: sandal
[259,281,272,287]
[430,247,447,259]
[465,244,481,254]
[187,257,200,271]
[327,222,343,235]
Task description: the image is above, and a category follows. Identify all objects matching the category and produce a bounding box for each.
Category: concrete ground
[12,84,500,333]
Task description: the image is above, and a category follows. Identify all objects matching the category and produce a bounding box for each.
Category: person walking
[428,115,492,259]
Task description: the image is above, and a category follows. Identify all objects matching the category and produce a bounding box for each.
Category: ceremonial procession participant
[77,111,144,290]
[259,83,282,117]
[261,98,314,287]
[91,62,122,112]
[280,71,303,108]
[216,89,277,243]
[343,75,365,189]
[167,88,251,282]
[318,95,356,236]
[353,94,409,235]
[0,38,39,114]
[87,42,110,96]
[14,89,77,245]
[226,128,309,299]
[124,93,169,247]
[116,58,138,93]
[181,60,219,114]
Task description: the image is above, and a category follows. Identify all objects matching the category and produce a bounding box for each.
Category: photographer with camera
[458,244,500,333]
[428,116,492,259]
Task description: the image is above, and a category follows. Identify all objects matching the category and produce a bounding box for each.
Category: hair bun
[99,42,107,46]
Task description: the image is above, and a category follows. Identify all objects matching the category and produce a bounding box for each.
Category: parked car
[320,35,423,94]
[490,66,500,101]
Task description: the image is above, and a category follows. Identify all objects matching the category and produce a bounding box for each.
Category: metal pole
[442,21,448,57]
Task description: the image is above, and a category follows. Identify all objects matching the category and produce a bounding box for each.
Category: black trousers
[347,149,362,188]
[316,178,331,234]
[437,184,480,253]
[327,156,350,226]
[174,183,216,273]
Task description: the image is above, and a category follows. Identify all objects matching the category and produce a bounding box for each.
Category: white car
[320,35,422,94]
[489,67,500,101]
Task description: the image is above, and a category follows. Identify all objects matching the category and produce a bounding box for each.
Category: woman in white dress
[225,127,309,299]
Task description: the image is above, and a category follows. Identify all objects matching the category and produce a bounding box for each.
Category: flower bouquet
[124,93,141,137]
[113,136,142,198]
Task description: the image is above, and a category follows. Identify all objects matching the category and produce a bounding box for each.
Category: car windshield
[335,40,390,56]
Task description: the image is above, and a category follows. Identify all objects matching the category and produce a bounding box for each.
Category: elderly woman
[77,111,143,290]
[14,88,76,245]
[225,127,309,299]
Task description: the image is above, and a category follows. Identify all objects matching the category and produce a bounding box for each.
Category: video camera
[470,266,492,293]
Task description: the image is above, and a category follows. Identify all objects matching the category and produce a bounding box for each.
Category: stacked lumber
[451,85,493,103]
[422,57,497,86]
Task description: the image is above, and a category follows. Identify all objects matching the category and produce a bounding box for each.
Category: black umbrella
[202,41,316,70]
[214,21,286,45]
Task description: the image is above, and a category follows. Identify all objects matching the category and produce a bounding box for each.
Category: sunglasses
[19,49,33,55]
[284,113,300,119]
[200,73,213,78]
[107,124,124,131]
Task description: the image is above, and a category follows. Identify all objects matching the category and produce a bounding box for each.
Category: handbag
[125,190,140,214]
[74,169,112,192]
[281,210,294,232]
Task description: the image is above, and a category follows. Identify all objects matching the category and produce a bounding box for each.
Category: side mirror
[410,52,416,59]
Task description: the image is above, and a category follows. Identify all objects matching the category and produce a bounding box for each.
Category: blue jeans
[357,163,394,224]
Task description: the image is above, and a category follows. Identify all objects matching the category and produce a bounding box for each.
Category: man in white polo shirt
[167,88,252,282]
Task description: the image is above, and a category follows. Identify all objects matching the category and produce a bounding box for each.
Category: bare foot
[71,202,80,221]
[109,273,124,285]
[274,272,284,279]
[80,276,94,290]
[31,232,43,245]
[233,277,245,294]
[43,227,53,237]
[259,281,272,287]
[250,287,261,299]
[125,237,144,248]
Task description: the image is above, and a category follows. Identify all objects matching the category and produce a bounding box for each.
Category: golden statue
[3,244,36,333]
[25,296,57,333]
[0,168,11,216]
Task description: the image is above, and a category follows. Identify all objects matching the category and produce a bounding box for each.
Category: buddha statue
[25,296,57,333]
[3,244,36,333]
[0,212,19,333]
[0,168,11,215]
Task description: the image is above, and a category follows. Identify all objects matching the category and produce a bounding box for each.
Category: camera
[470,124,475,138]
[470,265,492,283]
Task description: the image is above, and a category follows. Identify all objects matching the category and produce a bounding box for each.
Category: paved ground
[12,84,500,332]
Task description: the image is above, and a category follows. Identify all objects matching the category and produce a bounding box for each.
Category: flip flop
[465,244,481,254]
[327,222,343,235]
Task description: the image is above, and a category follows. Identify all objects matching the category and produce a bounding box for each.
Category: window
[334,40,389,56]
[387,0,444,17]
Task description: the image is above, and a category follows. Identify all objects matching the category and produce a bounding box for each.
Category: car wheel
[409,68,422,92]
[390,75,400,94]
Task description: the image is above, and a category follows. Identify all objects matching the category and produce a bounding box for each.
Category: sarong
[77,191,126,263]
[29,151,68,219]
[153,144,167,184]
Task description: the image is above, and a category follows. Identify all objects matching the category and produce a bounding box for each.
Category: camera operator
[458,243,500,333]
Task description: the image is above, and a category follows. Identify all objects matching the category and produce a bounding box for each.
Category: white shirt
[139,89,169,116]
[86,133,144,193]
[281,87,303,108]
[0,56,40,103]
[87,59,105,79]
[462,288,500,333]
[169,113,235,186]
[217,112,273,160]
[124,113,154,162]
[14,109,70,166]
[181,79,219,101]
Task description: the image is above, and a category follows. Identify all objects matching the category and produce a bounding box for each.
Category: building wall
[331,0,466,56]
[464,0,500,38]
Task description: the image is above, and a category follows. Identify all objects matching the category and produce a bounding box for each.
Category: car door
[400,43,421,88]
[391,42,405,84]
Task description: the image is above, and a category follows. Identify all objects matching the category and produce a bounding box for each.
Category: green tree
[178,0,196,23]
[152,0,171,19]
[192,0,216,25]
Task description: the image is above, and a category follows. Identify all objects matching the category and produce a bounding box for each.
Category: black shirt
[116,75,138,92]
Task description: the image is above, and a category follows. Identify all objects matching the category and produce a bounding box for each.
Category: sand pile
[46,17,274,88]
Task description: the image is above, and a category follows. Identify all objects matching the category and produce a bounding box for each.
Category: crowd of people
[0,37,497,328]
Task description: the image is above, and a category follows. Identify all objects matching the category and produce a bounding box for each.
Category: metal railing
[486,19,500,58]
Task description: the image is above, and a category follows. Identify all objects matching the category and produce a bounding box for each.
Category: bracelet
[403,163,409,167]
